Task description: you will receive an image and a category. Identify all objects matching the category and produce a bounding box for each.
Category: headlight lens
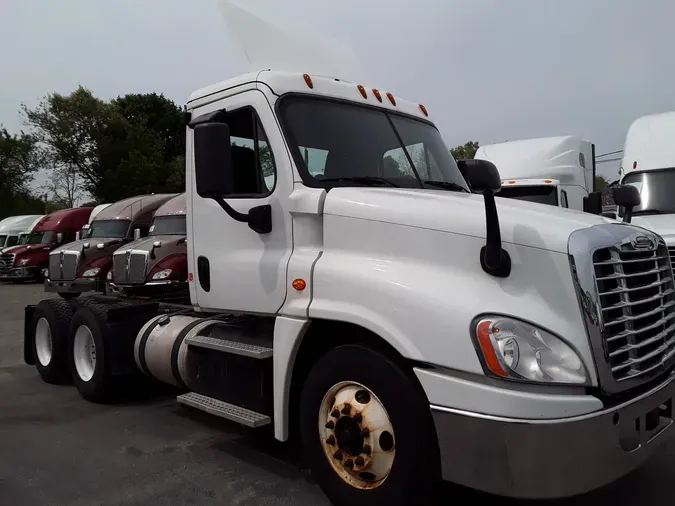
[152,269,172,280]
[18,258,30,266]
[82,267,101,277]
[474,316,587,384]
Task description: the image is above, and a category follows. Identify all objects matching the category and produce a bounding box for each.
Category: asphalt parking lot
[1,283,674,505]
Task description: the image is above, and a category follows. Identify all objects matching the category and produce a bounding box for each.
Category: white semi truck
[617,111,675,261]
[474,136,596,211]
[22,71,675,505]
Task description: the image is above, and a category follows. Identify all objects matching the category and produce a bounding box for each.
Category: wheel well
[287,319,423,444]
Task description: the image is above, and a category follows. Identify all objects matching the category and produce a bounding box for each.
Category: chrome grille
[669,247,675,265]
[48,254,61,279]
[61,252,80,280]
[593,243,675,382]
[112,253,128,283]
[129,252,148,283]
[0,253,15,275]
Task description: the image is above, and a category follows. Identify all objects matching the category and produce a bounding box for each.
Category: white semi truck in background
[474,136,596,210]
[617,111,675,262]
[22,70,675,505]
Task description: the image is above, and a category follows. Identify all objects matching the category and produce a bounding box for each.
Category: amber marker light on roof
[372,89,383,102]
[419,104,428,116]
[303,74,313,89]
[357,85,367,99]
[386,92,396,105]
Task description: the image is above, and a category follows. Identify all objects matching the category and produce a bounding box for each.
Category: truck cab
[474,136,596,210]
[76,203,112,241]
[0,208,91,281]
[23,70,675,506]
[109,193,188,296]
[45,194,178,297]
[618,111,675,259]
[0,215,43,251]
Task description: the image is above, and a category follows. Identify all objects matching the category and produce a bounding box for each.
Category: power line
[596,150,623,158]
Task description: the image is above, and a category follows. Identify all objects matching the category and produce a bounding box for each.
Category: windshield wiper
[423,180,469,192]
[319,176,399,187]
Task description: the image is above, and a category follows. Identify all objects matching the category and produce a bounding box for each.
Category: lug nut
[325,421,335,429]
[331,409,340,418]
[326,436,336,445]
[341,403,351,415]
[362,444,371,455]
[361,428,370,438]
[353,413,362,423]
[355,456,365,466]
[334,449,343,460]
[344,459,354,469]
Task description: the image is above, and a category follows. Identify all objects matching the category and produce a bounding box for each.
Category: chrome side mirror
[133,228,141,240]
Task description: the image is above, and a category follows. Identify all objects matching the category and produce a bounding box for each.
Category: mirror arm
[623,206,634,224]
[480,191,511,278]
[213,196,250,223]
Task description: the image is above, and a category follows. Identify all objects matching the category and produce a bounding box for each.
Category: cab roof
[621,111,675,174]
[187,70,432,123]
[154,193,186,217]
[34,207,94,231]
[96,194,179,221]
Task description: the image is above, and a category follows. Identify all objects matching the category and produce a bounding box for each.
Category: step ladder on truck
[22,70,675,505]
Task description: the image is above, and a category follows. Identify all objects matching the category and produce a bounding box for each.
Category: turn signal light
[292,278,306,291]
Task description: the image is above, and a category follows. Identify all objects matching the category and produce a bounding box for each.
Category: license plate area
[620,395,673,452]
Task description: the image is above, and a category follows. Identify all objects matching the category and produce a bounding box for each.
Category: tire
[59,292,80,300]
[68,305,118,403]
[31,299,78,384]
[299,345,441,506]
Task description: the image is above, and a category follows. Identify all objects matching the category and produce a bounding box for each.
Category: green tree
[0,127,44,218]
[595,175,609,190]
[450,141,480,160]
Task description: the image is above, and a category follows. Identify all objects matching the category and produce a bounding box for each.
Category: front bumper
[44,277,106,293]
[0,266,41,281]
[432,373,675,499]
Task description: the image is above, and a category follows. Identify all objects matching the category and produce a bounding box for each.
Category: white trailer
[475,136,596,211]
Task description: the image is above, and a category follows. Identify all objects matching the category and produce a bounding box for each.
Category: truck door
[188,89,293,314]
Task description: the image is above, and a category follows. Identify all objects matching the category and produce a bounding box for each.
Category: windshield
[18,234,29,245]
[5,235,19,248]
[497,185,559,206]
[0,235,6,247]
[279,96,469,191]
[622,168,675,215]
[149,215,186,236]
[26,231,54,244]
[86,220,130,239]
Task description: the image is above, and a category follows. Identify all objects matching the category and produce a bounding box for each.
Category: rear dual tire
[31,299,78,384]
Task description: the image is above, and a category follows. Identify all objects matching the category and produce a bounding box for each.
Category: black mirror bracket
[213,197,272,234]
[480,191,511,278]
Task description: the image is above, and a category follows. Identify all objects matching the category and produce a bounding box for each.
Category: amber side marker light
[476,320,508,377]
[372,89,383,102]
[508,180,516,184]
[357,85,367,99]
[303,74,313,89]
[292,278,307,291]
[386,92,396,105]
[544,179,553,183]
[419,104,428,116]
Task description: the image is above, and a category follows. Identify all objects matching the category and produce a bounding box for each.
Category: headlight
[473,316,587,385]
[152,269,172,280]
[18,258,30,266]
[106,271,113,281]
[82,267,101,277]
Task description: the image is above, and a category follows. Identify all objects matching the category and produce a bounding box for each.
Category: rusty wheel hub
[319,382,396,489]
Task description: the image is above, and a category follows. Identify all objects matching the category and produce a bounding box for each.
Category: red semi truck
[0,207,94,282]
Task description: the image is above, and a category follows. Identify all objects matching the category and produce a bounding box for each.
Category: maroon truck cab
[0,207,94,281]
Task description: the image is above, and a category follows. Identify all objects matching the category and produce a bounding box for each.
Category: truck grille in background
[0,253,15,275]
[48,254,60,279]
[128,253,148,283]
[112,254,127,283]
[112,251,148,284]
[60,252,80,280]
[669,247,675,265]
[593,244,675,382]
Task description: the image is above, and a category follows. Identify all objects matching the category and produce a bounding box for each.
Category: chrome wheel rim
[73,325,96,382]
[35,317,52,367]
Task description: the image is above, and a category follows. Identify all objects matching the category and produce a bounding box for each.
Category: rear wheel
[31,299,77,384]
[299,344,440,506]
[68,306,116,403]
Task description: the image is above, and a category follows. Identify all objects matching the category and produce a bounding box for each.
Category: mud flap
[24,305,37,365]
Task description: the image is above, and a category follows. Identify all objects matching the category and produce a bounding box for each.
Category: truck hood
[630,214,675,245]
[3,244,50,256]
[52,237,125,256]
[115,235,186,254]
[323,188,619,254]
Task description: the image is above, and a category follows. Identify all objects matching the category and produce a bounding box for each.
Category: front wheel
[299,344,440,506]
